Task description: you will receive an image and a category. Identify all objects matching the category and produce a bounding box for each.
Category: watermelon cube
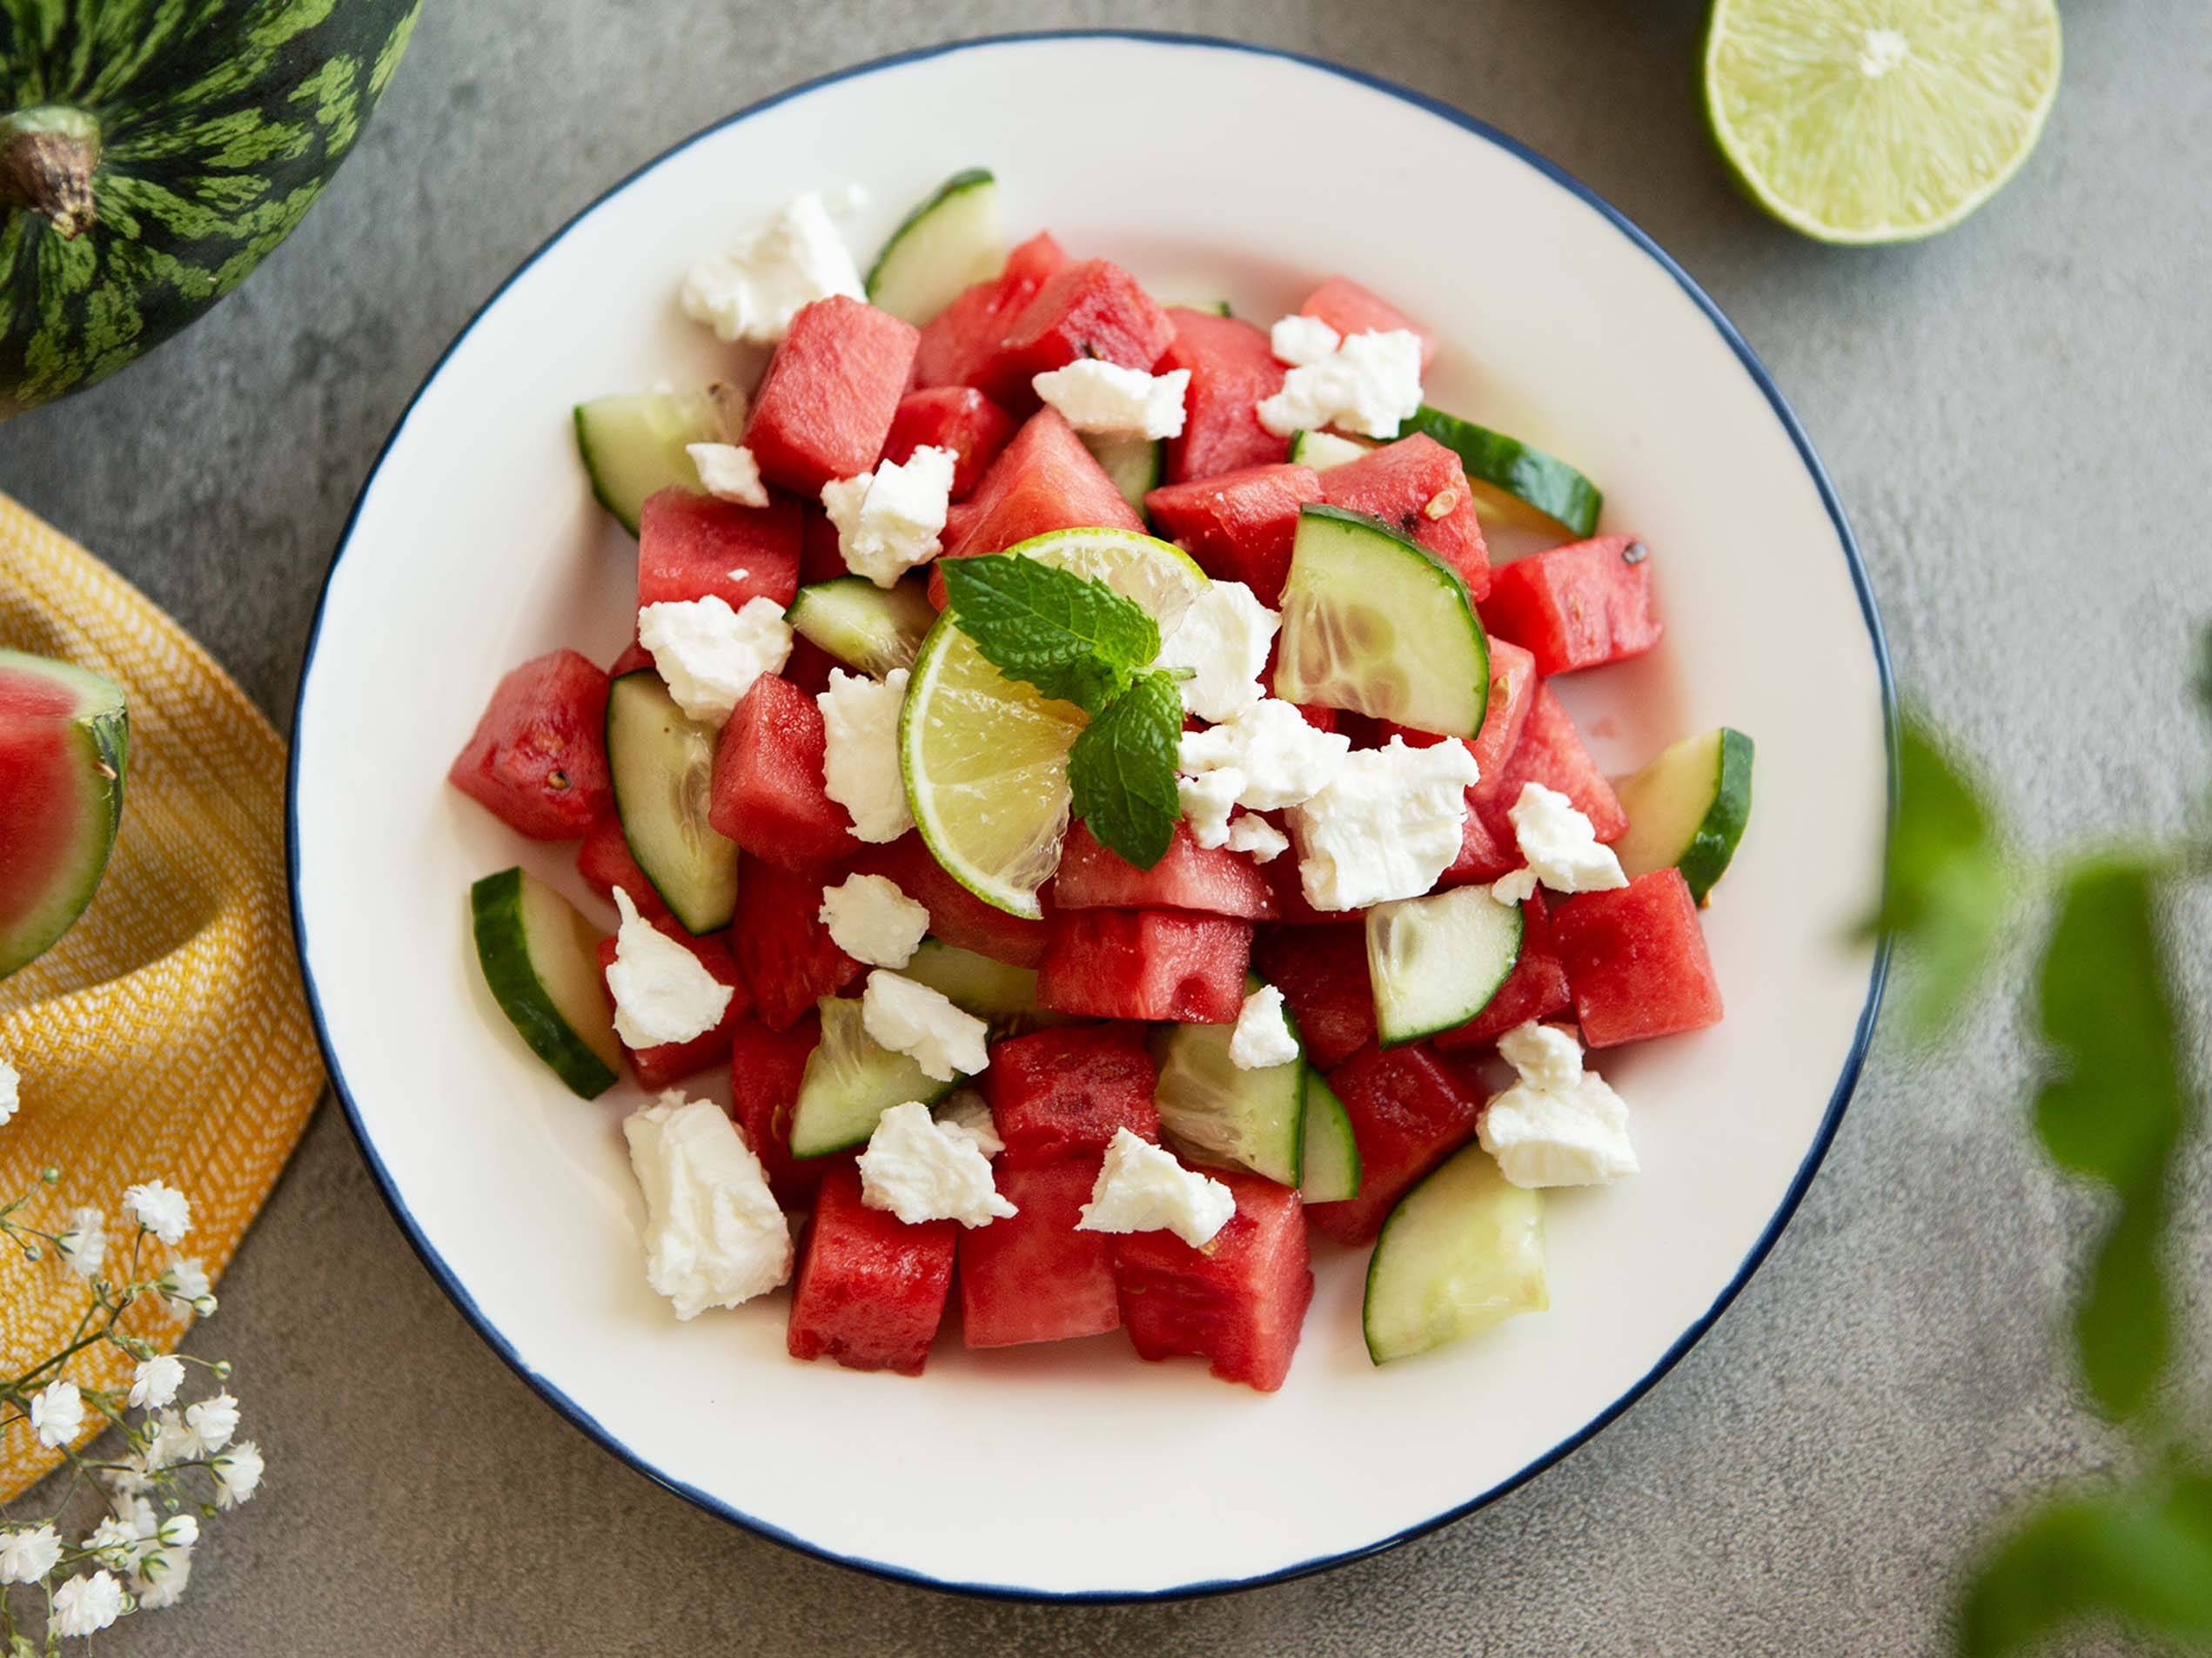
[594,920,747,1090]
[1475,683,1627,844]
[958,1158,1122,1347]
[743,295,919,496]
[636,488,802,612]
[727,1010,827,1202]
[1318,434,1491,600]
[606,638,656,680]
[728,854,862,1030]
[1036,910,1251,1024]
[576,815,666,916]
[1378,634,1538,803]
[780,635,841,695]
[1049,822,1277,921]
[1550,869,1724,1048]
[1480,537,1662,676]
[1158,307,1289,484]
[1252,924,1376,1069]
[851,834,1047,967]
[1258,848,1365,928]
[707,673,857,872]
[1436,802,1518,888]
[975,258,1176,409]
[797,506,848,586]
[1143,463,1323,606]
[1297,275,1438,370]
[882,386,1016,500]
[1432,893,1572,1051]
[447,649,612,839]
[1306,1043,1485,1244]
[787,1165,955,1376]
[986,1023,1160,1168]
[1111,1171,1313,1393]
[932,408,1143,589]
[915,231,1068,391]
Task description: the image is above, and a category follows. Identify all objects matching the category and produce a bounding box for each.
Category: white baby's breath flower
[128,1353,184,1410]
[123,1179,191,1245]
[211,1440,264,1509]
[29,1379,83,1448]
[0,1523,59,1584]
[80,1516,137,1571]
[0,1057,18,1125]
[131,1541,191,1610]
[181,1391,239,1457]
[144,1408,195,1472]
[53,1205,105,1280]
[155,1514,198,1550]
[158,1257,215,1318]
[49,1568,125,1637]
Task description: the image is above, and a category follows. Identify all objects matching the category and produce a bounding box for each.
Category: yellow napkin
[0,493,324,1498]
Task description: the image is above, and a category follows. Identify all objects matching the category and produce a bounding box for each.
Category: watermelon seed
[1623,541,1649,564]
[548,770,572,791]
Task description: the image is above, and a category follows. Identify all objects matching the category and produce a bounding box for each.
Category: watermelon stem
[0,108,101,241]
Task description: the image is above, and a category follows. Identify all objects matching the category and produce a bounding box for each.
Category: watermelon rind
[0,649,127,979]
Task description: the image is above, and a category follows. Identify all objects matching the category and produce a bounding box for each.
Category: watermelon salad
[450,170,1754,1386]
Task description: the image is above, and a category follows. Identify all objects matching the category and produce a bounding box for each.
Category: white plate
[291,31,1890,1601]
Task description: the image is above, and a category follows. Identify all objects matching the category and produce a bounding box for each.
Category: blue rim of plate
[287,28,1895,1605]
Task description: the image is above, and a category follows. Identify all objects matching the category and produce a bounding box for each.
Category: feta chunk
[686,441,768,507]
[821,446,955,589]
[635,594,792,726]
[1178,767,1245,849]
[606,889,734,1049]
[1490,867,1539,906]
[935,1089,1003,1158]
[817,668,913,843]
[1509,782,1628,894]
[1269,313,1342,367]
[1224,813,1289,863]
[817,872,929,968]
[861,970,989,1083]
[1256,327,1424,440]
[1177,697,1352,812]
[1229,984,1300,1071]
[1076,1127,1237,1247]
[858,1100,1017,1227]
[1287,736,1480,911]
[1156,580,1278,724]
[1031,360,1190,440]
[623,1092,791,1319]
[679,191,864,345]
[1478,1022,1639,1188]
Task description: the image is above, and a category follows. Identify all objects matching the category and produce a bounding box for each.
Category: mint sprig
[1069,669,1183,870]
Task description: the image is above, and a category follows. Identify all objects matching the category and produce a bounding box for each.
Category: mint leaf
[941,554,1161,715]
[1069,669,1183,869]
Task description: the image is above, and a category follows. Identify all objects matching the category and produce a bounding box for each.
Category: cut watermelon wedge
[1,650,128,979]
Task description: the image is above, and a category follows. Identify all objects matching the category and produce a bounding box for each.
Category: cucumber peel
[866,168,1005,326]
[1366,885,1524,1046]
[1395,406,1602,540]
[1298,1071,1362,1203]
[470,868,621,1099]
[1612,727,1755,903]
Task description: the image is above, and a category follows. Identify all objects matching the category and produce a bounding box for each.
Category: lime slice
[1703,0,2061,245]
[901,528,1207,918]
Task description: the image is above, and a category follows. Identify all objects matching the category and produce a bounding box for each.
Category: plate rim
[285,27,1895,1604]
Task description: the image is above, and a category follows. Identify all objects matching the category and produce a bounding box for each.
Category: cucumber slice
[1366,885,1524,1047]
[1395,406,1602,540]
[1364,1141,1547,1365]
[786,574,937,679]
[788,996,958,1158]
[1272,504,1490,738]
[1151,1007,1305,1188]
[897,939,1066,1035]
[1298,1070,1362,1203]
[605,671,740,933]
[1081,433,1164,514]
[866,168,1005,326]
[1612,727,1755,903]
[573,389,719,534]
[469,868,621,1099]
[1287,429,1371,470]
[0,650,127,979]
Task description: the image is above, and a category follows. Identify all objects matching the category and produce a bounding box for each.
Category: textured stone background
[4,3,2210,1652]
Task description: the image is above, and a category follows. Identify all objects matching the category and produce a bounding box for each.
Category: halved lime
[901,529,1207,918]
[1703,0,2061,245]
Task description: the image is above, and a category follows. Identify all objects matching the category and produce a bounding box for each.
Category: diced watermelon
[1550,869,1724,1048]
[1049,822,1277,920]
[1297,275,1438,370]
[447,649,611,839]
[1437,803,1518,887]
[1158,307,1289,484]
[1318,434,1491,600]
[984,1024,1160,1168]
[798,506,848,586]
[728,1010,828,1202]
[850,834,1048,967]
[1143,463,1322,606]
[781,635,840,695]
[975,258,1176,409]
[1111,1171,1312,1393]
[787,1165,955,1376]
[1258,849,1364,928]
[707,674,857,872]
[727,853,862,1030]
[743,295,919,496]
[1475,683,1627,844]
[1252,924,1375,1068]
[930,408,1144,595]
[882,386,1016,500]
[576,815,666,916]
[607,638,655,679]
[915,231,1068,391]
[1378,634,1538,803]
[1036,910,1251,1024]
[1296,704,1338,733]
[1480,537,1662,676]
[958,1158,1122,1347]
[1432,892,1572,1051]
[635,488,803,613]
[1305,1043,1485,1244]
[593,919,747,1090]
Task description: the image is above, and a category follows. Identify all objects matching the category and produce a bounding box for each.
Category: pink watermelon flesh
[882,386,1017,500]
[1317,434,1491,601]
[915,231,1068,392]
[1111,1170,1313,1393]
[728,853,862,1030]
[1158,307,1290,484]
[787,1165,955,1376]
[930,408,1144,598]
[728,1010,829,1203]
[1378,634,1538,803]
[1480,536,1662,676]
[851,834,1048,967]
[1297,275,1439,370]
[1550,869,1724,1048]
[1306,1043,1485,1245]
[984,1024,1161,1169]
[1475,683,1627,844]
[1035,909,1252,1024]
[1049,822,1277,920]
[743,294,919,496]
[635,488,802,612]
[576,815,667,916]
[707,673,857,873]
[447,649,612,839]
[974,258,1177,409]
[1144,463,1323,606]
[0,660,124,977]
[958,1158,1123,1347]
[1252,924,1375,1069]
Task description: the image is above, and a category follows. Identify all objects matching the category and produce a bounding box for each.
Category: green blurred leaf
[2195,621,2212,719]
[2073,1185,2170,1426]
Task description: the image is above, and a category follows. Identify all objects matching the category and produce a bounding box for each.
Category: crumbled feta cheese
[858,1100,1016,1227]
[1156,580,1278,724]
[1256,328,1424,440]
[686,441,768,507]
[1224,813,1290,863]
[1491,867,1539,905]
[1178,768,1245,849]
[1031,360,1190,440]
[606,889,733,1049]
[1478,1022,1639,1188]
[1269,313,1343,367]
[1178,697,1352,812]
[1229,984,1300,1071]
[623,1092,791,1318]
[0,1057,17,1125]
[861,970,989,1083]
[679,191,864,345]
[821,446,955,588]
[817,668,913,842]
[818,872,929,968]
[1509,782,1628,894]
[1287,736,1480,910]
[635,594,792,726]
[935,1090,1003,1158]
[1076,1128,1237,1248]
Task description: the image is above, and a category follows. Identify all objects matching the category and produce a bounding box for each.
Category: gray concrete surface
[5,2,2211,1652]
